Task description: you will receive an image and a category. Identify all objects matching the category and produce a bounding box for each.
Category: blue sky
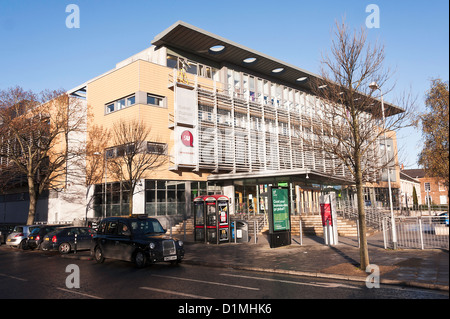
[1,0,448,169]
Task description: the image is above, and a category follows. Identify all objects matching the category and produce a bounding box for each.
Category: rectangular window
[106,103,115,113]
[424,182,431,192]
[116,145,126,157]
[167,54,178,69]
[105,94,135,114]
[147,142,167,155]
[127,95,135,106]
[144,180,189,216]
[147,94,165,107]
[105,221,118,235]
[117,99,126,110]
[186,62,197,75]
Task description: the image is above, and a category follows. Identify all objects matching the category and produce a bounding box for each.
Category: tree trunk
[128,197,133,216]
[128,182,134,216]
[355,157,370,270]
[27,177,37,225]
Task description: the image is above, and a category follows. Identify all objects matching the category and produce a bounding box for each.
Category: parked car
[91,216,184,268]
[439,212,449,226]
[41,226,95,254]
[6,225,40,249]
[0,224,16,245]
[26,225,60,250]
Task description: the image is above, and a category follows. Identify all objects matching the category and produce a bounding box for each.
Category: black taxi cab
[91,215,184,268]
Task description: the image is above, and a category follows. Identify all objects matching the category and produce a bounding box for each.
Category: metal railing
[336,200,389,231]
[383,216,449,250]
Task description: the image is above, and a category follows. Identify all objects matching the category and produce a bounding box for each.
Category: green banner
[271,188,290,231]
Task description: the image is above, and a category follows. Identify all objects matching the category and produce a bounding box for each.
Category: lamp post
[369,82,398,249]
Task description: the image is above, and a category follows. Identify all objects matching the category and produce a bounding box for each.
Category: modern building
[1,21,404,226]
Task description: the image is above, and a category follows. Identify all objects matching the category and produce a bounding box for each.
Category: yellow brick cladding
[87,59,208,182]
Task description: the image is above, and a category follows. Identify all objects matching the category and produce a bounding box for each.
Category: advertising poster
[271,187,290,231]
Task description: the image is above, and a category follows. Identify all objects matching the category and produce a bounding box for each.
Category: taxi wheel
[59,242,71,254]
[94,246,105,264]
[134,250,147,268]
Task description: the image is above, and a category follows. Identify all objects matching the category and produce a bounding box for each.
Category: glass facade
[93,182,130,217]
[145,180,186,216]
[93,180,222,218]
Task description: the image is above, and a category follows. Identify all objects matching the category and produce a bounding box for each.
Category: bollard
[356,219,360,248]
[299,219,303,246]
[74,233,77,254]
[418,218,424,250]
[254,220,257,244]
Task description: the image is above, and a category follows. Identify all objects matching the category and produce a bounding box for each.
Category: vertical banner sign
[271,188,290,231]
[175,127,197,166]
[175,87,197,126]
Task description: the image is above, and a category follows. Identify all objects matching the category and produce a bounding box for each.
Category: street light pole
[370,82,398,249]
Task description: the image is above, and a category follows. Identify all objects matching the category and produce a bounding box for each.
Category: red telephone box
[193,195,230,244]
[193,196,206,242]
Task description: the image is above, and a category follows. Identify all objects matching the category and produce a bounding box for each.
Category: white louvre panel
[194,81,381,181]
[198,91,215,169]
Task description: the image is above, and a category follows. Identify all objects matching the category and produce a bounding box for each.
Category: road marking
[151,274,260,291]
[0,273,28,282]
[57,288,103,299]
[220,273,361,290]
[139,287,213,299]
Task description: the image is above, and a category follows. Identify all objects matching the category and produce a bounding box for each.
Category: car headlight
[178,240,183,247]
[149,242,155,249]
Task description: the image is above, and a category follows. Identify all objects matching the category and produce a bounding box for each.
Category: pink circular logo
[181,130,194,147]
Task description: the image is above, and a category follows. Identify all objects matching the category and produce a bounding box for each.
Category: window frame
[105,94,136,114]
[147,93,166,108]
[147,142,167,155]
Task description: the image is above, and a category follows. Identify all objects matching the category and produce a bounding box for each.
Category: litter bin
[232,220,249,243]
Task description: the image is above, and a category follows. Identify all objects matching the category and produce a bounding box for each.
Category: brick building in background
[402,169,449,206]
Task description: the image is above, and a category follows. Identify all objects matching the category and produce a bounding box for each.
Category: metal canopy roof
[207,168,354,186]
[151,21,319,91]
[151,21,403,116]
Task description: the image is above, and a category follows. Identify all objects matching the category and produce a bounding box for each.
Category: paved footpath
[181,232,449,291]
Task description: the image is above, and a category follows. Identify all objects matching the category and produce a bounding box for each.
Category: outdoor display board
[271,187,290,231]
[267,185,291,248]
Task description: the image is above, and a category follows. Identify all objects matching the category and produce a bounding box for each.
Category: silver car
[6,225,39,249]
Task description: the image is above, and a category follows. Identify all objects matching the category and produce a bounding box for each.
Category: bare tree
[0,86,86,225]
[107,119,167,215]
[81,123,111,223]
[302,21,415,269]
